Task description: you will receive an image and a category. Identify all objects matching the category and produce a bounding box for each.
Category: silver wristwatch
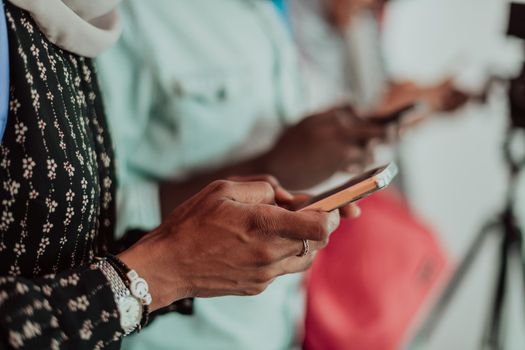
[93,259,142,335]
[127,269,152,306]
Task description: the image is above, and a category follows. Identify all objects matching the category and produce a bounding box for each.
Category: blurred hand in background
[323,0,384,29]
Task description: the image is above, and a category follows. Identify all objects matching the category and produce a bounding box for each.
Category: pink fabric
[304,189,449,350]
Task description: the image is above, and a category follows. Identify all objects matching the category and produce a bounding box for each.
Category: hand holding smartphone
[367,104,416,125]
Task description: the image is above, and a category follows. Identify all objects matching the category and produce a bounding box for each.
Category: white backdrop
[382,1,525,349]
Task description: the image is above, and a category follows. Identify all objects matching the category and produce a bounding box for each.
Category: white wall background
[382,0,525,349]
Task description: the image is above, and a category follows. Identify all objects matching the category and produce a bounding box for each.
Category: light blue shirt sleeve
[272,0,291,30]
[96,15,163,237]
[0,0,9,141]
[272,0,288,16]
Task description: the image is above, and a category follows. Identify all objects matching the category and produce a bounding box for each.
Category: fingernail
[327,211,340,233]
[352,205,362,218]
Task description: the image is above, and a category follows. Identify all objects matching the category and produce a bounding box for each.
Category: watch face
[131,278,149,299]
[118,296,142,330]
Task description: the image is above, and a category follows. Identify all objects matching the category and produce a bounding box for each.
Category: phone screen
[300,164,390,208]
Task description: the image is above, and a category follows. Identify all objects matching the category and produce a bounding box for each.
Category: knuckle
[244,283,269,296]
[265,175,278,184]
[258,175,278,185]
[241,214,255,235]
[253,269,276,284]
[209,180,232,194]
[204,194,231,218]
[252,246,275,267]
[247,208,275,236]
[258,181,275,195]
[312,220,329,242]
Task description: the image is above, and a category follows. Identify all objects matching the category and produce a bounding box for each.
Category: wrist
[92,258,142,335]
[118,230,191,311]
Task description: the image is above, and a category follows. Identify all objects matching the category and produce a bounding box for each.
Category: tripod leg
[411,222,500,345]
[509,223,525,317]
[503,226,525,349]
[482,231,509,350]
[520,235,525,318]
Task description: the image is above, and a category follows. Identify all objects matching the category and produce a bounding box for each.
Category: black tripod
[409,123,525,349]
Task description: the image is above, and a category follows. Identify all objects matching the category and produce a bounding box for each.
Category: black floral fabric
[0,4,123,349]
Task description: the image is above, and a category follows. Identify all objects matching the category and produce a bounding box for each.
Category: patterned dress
[0,4,123,349]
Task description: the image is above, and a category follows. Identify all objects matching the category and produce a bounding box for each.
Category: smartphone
[368,104,416,125]
[298,162,398,212]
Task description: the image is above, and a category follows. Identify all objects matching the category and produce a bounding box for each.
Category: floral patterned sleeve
[0,267,123,349]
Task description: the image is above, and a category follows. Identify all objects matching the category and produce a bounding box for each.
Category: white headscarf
[8,0,122,57]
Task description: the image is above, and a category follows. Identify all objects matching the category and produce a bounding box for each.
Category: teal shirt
[273,0,289,19]
[96,0,306,349]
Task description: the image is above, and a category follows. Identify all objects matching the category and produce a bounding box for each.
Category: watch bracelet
[106,254,150,330]
[92,258,138,335]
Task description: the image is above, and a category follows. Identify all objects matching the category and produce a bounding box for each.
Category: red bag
[304,189,450,350]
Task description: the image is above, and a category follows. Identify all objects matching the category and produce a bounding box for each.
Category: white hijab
[8,0,122,57]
